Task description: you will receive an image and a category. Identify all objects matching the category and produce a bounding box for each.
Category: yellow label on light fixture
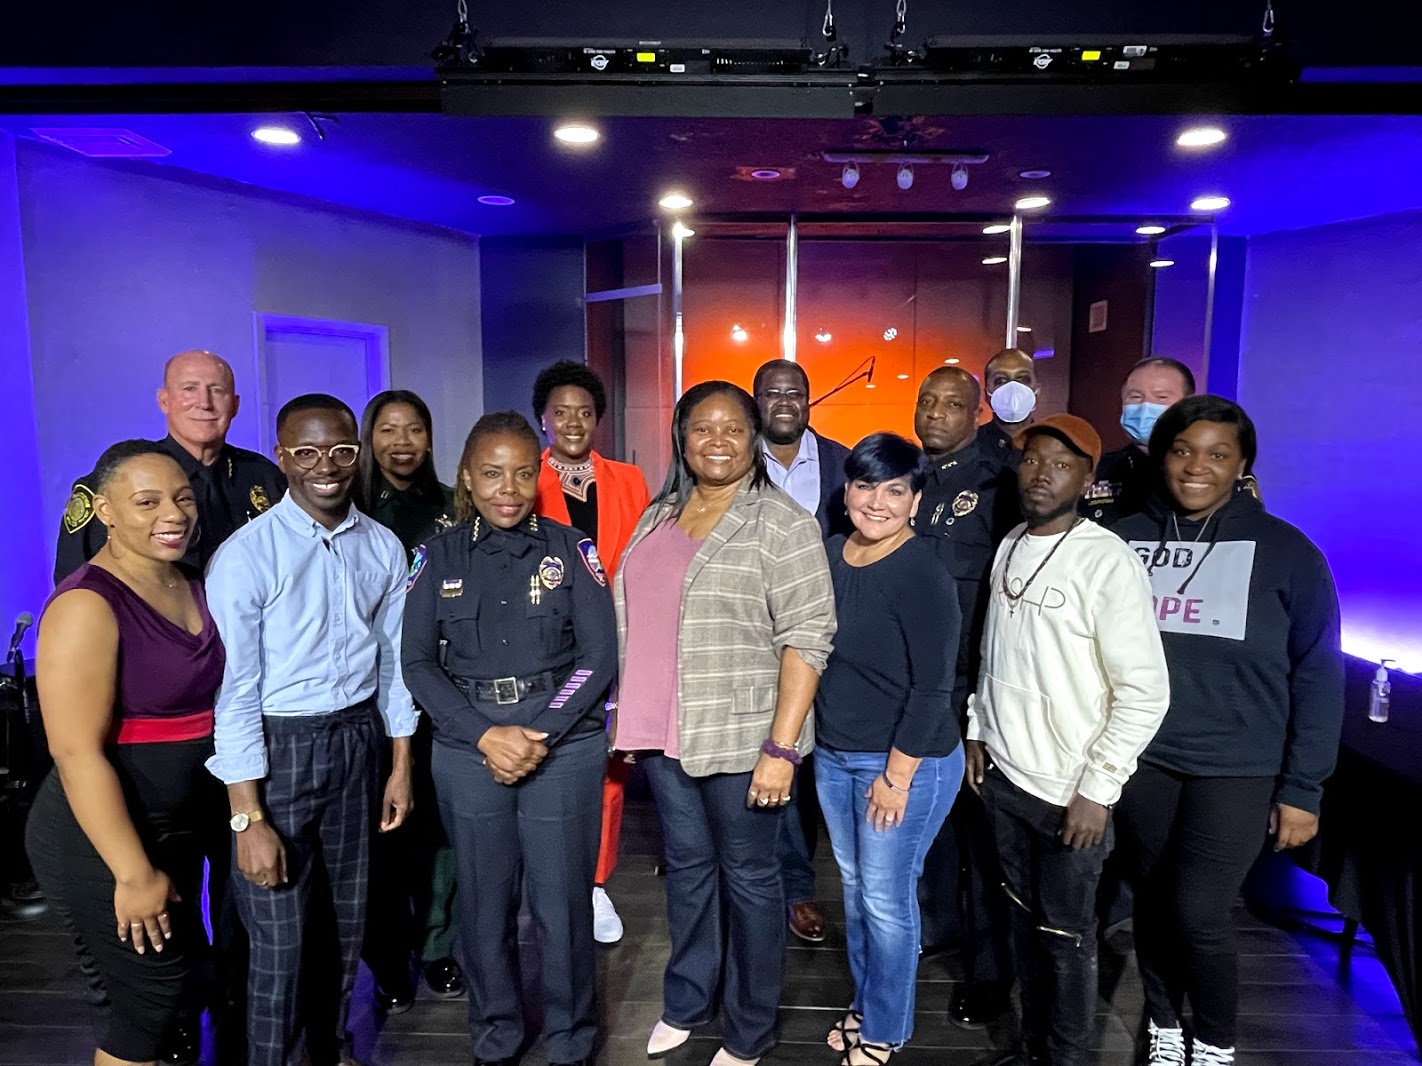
[636,51,656,62]
[1082,50,1102,61]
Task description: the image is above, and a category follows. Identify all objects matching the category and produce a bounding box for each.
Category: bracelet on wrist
[760,738,803,766]
[881,771,910,796]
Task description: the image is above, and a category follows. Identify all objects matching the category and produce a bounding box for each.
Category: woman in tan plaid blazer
[613,381,837,1066]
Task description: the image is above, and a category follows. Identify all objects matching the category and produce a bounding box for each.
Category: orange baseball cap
[1014,414,1103,469]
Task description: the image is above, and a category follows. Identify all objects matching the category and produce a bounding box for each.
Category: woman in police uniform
[354,390,462,1009]
[401,411,617,1066]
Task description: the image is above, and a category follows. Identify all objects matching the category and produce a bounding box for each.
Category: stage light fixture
[659,191,694,210]
[554,123,600,144]
[982,223,1011,235]
[897,164,914,191]
[951,164,969,191]
[1150,258,1175,268]
[672,221,695,238]
[730,324,749,342]
[841,163,860,189]
[982,256,1008,265]
[1015,195,1051,210]
[477,195,515,206]
[1136,224,1167,235]
[252,126,301,146]
[1177,126,1227,148]
[1190,195,1231,212]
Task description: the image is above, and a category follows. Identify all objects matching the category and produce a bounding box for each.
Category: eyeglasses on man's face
[280,444,360,470]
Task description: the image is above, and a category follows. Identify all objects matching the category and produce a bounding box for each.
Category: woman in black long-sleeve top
[815,433,964,1066]
[1111,396,1344,1066]
[401,411,617,1066]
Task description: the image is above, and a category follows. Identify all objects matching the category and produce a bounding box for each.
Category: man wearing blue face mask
[1083,357,1195,526]
[978,349,1039,468]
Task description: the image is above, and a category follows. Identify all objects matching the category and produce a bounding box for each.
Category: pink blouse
[614,520,703,758]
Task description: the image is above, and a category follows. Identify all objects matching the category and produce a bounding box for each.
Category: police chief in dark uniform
[50,348,281,1066]
[55,349,285,584]
[911,366,1020,1029]
[401,411,616,1066]
[1083,357,1195,527]
[353,390,463,1013]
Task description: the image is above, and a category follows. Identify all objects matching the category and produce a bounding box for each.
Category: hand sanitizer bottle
[1369,660,1395,723]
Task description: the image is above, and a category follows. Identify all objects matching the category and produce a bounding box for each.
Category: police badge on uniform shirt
[951,490,979,517]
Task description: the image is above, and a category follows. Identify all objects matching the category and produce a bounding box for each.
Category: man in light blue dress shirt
[754,359,853,946]
[206,393,418,1066]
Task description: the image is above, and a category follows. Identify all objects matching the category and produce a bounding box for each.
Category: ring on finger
[757,797,769,806]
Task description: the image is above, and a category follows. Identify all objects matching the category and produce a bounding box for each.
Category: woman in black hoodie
[1111,396,1344,1066]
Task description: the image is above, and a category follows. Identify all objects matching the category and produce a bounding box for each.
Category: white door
[256,315,389,451]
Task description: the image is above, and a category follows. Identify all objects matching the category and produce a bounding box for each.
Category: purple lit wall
[0,135,46,655]
[1238,208,1422,672]
[9,140,482,598]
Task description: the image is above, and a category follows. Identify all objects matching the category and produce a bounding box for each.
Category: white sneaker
[1147,1021,1186,1065]
[1191,1038,1236,1065]
[592,886,624,944]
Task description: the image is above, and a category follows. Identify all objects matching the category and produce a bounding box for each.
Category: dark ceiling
[5,112,1422,239]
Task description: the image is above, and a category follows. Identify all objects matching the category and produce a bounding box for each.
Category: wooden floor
[1,799,1416,1066]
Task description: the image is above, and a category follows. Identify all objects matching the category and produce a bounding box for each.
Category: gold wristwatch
[229,809,265,833]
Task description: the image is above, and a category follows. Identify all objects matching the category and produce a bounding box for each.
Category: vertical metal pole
[1202,222,1219,387]
[783,215,799,362]
[1005,214,1023,346]
[672,225,686,399]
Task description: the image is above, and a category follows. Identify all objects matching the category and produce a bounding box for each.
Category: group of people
[22,343,1344,1066]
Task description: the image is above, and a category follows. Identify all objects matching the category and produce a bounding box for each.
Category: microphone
[7,612,34,660]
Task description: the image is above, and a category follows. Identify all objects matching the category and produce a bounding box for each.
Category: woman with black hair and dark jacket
[1111,395,1345,1066]
[353,390,463,1010]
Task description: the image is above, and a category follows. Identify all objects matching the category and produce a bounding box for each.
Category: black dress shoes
[550,1060,592,1066]
[422,955,466,998]
[373,974,415,1014]
[473,1059,519,1066]
[949,980,1013,1030]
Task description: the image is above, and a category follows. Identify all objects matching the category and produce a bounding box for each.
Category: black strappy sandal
[827,1011,863,1053]
[842,1041,893,1066]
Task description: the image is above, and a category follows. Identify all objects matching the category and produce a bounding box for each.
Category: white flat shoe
[647,1020,691,1057]
[709,1049,761,1066]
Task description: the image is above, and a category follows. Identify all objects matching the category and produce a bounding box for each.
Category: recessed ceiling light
[659,191,694,210]
[982,223,1011,235]
[944,358,961,364]
[1190,195,1231,212]
[252,126,300,146]
[866,382,877,389]
[982,256,1008,265]
[841,163,860,190]
[1015,195,1052,210]
[672,221,695,238]
[730,324,749,343]
[1136,224,1167,235]
[814,330,832,343]
[1019,168,1052,179]
[554,123,600,144]
[1177,126,1227,148]
[896,373,910,380]
[1017,326,1032,333]
[883,327,899,341]
[750,168,782,180]
[478,195,515,206]
[1150,258,1175,268]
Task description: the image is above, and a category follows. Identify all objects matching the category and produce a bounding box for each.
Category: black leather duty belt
[454,670,558,706]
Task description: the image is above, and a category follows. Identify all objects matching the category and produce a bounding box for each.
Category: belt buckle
[493,676,519,705]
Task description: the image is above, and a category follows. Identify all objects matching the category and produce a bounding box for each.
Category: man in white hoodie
[965,414,1170,1066]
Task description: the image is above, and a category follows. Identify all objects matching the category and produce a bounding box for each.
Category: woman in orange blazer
[532,361,651,945]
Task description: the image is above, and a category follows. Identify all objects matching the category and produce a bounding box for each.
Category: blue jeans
[779,755,818,906]
[815,744,964,1048]
[642,755,786,1060]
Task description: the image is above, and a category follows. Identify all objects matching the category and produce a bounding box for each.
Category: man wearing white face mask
[1083,358,1195,526]
[978,349,1039,468]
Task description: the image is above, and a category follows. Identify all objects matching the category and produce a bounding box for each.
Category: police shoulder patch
[63,484,96,535]
[407,545,428,591]
[576,538,607,587]
[249,484,273,513]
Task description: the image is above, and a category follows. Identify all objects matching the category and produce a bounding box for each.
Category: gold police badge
[249,485,272,513]
[951,490,979,517]
[63,484,96,534]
